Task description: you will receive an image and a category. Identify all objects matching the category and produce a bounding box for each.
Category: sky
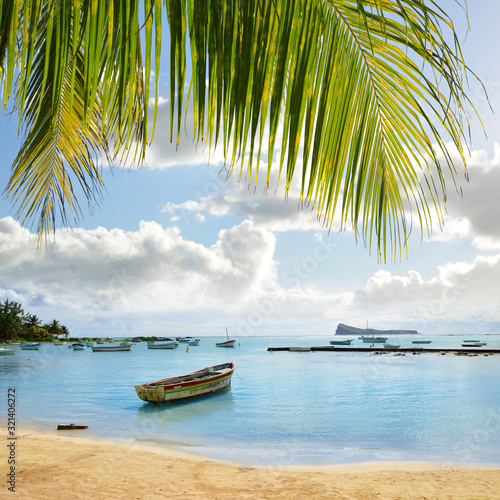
[1,3,500,338]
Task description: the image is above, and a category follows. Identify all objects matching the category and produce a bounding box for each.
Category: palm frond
[1,0,480,260]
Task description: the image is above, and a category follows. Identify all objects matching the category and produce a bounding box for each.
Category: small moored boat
[462,342,487,347]
[216,328,236,348]
[412,340,432,344]
[20,342,41,350]
[147,341,178,349]
[73,343,86,350]
[91,345,131,352]
[134,362,235,403]
[0,348,15,356]
[216,340,236,348]
[329,339,353,345]
[383,343,400,349]
[54,340,67,345]
[359,336,388,343]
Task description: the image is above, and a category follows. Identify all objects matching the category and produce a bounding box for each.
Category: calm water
[1,335,500,466]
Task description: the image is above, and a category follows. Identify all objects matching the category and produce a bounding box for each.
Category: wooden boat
[135,362,235,403]
[329,339,353,345]
[147,341,178,349]
[91,345,131,352]
[216,340,236,348]
[57,424,88,430]
[20,342,41,350]
[412,340,432,344]
[0,348,15,356]
[216,328,236,348]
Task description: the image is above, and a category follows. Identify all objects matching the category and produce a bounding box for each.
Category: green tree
[60,325,70,339]
[45,319,62,337]
[24,313,42,329]
[0,1,482,260]
[0,299,24,341]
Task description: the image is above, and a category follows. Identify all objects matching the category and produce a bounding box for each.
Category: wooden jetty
[267,346,500,354]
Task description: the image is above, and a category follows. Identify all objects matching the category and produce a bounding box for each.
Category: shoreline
[3,427,500,499]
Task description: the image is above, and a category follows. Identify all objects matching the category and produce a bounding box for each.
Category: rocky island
[335,323,419,336]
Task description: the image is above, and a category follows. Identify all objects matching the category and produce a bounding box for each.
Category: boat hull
[0,348,15,356]
[360,337,388,343]
[216,340,236,347]
[147,342,178,349]
[330,340,353,345]
[91,345,131,352]
[20,343,41,350]
[135,362,235,403]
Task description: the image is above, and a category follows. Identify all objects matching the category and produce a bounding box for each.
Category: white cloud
[1,215,500,335]
[0,216,278,335]
[144,99,226,168]
[349,253,500,331]
[427,142,500,248]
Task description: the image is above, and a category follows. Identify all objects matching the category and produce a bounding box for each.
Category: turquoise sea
[2,335,500,466]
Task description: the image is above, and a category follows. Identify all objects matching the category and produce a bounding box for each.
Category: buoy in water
[186,347,189,352]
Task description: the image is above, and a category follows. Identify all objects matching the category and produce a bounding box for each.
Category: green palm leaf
[0,0,481,259]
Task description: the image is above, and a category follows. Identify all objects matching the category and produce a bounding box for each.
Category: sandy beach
[2,427,499,499]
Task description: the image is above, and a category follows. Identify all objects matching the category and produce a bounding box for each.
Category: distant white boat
[20,342,41,350]
[216,328,236,348]
[73,343,86,350]
[147,341,178,349]
[188,339,200,346]
[360,336,388,343]
[86,341,95,347]
[0,348,15,356]
[91,345,131,352]
[54,340,67,345]
[216,340,236,348]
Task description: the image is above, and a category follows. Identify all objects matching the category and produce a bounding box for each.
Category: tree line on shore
[0,299,69,342]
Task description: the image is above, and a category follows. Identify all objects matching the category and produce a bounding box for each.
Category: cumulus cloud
[425,143,500,248]
[0,217,285,334]
[1,214,500,335]
[348,253,500,331]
